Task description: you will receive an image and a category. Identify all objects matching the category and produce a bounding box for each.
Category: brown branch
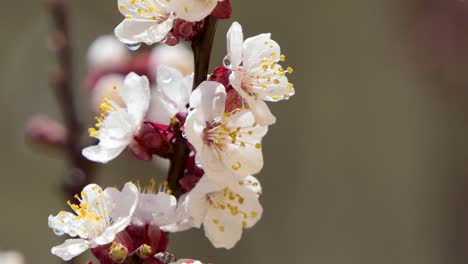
[166,16,218,198]
[47,0,95,200]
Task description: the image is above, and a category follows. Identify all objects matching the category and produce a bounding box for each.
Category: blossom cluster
[48,1,294,263]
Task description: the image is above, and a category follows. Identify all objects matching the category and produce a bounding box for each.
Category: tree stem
[166,16,218,198]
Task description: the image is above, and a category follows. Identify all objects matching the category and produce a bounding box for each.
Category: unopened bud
[26,114,66,148]
[137,244,153,259]
[109,242,128,263]
[172,19,197,39]
[211,0,232,19]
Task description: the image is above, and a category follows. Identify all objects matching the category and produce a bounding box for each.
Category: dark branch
[166,16,218,198]
[47,0,95,199]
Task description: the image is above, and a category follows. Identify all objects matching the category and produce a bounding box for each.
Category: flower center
[65,185,109,238]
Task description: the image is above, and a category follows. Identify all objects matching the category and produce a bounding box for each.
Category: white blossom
[150,43,194,76]
[179,175,263,249]
[147,66,193,125]
[185,81,268,180]
[87,35,130,71]
[227,22,295,126]
[115,0,175,45]
[82,72,151,163]
[48,183,139,261]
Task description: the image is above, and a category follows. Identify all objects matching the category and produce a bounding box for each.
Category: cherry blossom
[185,81,268,179]
[48,183,139,261]
[226,22,295,126]
[179,175,263,249]
[82,72,151,163]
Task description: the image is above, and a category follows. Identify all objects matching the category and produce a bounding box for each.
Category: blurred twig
[46,0,95,213]
[166,16,218,198]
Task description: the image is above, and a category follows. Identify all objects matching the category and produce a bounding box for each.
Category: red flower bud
[172,19,197,39]
[211,0,232,19]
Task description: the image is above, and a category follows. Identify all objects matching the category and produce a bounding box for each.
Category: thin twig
[166,16,218,198]
[47,0,95,203]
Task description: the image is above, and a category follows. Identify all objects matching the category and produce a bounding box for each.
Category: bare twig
[47,0,95,203]
[166,16,218,198]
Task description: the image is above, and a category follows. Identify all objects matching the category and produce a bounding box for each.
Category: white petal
[48,212,86,238]
[220,110,268,176]
[227,22,243,69]
[150,43,194,76]
[184,109,205,152]
[133,192,177,226]
[244,94,276,126]
[147,89,178,125]
[51,239,90,261]
[151,193,178,226]
[243,33,281,70]
[82,144,127,164]
[230,178,263,228]
[87,35,129,70]
[120,73,151,123]
[249,66,294,102]
[180,177,221,227]
[157,66,193,108]
[96,183,139,245]
[162,193,198,232]
[189,81,226,122]
[115,17,174,46]
[148,66,192,124]
[203,206,243,249]
[166,0,218,22]
[118,0,166,17]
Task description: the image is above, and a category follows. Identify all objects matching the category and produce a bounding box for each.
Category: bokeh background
[3,0,468,263]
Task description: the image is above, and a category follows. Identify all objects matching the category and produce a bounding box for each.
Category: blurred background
[2,0,468,263]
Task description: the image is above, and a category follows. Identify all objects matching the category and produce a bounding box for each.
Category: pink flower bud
[26,114,66,147]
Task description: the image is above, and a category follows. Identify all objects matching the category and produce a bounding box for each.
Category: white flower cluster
[49,1,294,263]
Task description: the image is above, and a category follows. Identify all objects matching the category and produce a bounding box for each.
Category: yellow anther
[218,225,225,232]
[255,143,262,149]
[232,162,241,171]
[280,55,286,61]
[287,67,294,74]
